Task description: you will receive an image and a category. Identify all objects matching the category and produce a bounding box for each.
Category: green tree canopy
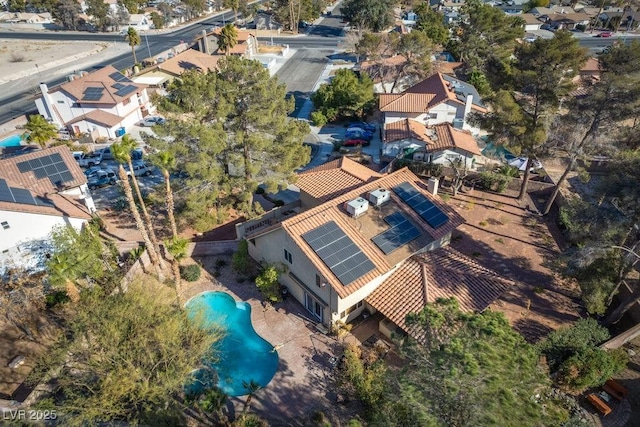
[86,0,109,30]
[341,0,394,33]
[538,318,627,392]
[414,3,449,45]
[311,68,375,121]
[360,298,574,426]
[148,57,310,228]
[22,114,58,147]
[52,0,82,30]
[217,24,238,55]
[125,26,141,64]
[31,283,220,425]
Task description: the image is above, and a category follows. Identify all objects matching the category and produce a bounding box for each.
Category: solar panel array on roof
[82,87,104,101]
[16,152,74,187]
[109,71,133,83]
[0,178,53,206]
[372,212,421,254]
[114,85,137,97]
[302,221,376,286]
[112,83,125,90]
[392,182,449,229]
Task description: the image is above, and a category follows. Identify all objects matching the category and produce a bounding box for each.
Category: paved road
[276,49,333,117]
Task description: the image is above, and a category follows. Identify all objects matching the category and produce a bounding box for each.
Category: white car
[140,116,166,127]
[125,161,155,177]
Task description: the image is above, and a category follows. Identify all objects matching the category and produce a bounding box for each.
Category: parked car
[523,35,538,43]
[86,167,118,181]
[140,116,166,127]
[596,31,613,37]
[348,122,375,132]
[87,170,117,189]
[343,138,370,147]
[125,161,155,177]
[100,146,144,161]
[73,151,103,167]
[345,129,373,141]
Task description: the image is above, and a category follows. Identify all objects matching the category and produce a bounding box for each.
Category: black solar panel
[0,178,52,207]
[302,221,376,286]
[109,72,132,83]
[115,85,137,97]
[392,182,450,229]
[82,87,105,101]
[112,83,125,90]
[16,153,74,186]
[372,212,421,254]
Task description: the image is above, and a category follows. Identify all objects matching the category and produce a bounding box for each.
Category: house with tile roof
[194,28,258,58]
[382,120,481,168]
[35,65,154,139]
[379,73,487,135]
[0,146,95,273]
[247,166,513,339]
[133,49,222,87]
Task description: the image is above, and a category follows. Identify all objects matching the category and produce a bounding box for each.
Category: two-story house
[0,146,95,273]
[382,119,481,168]
[247,162,512,339]
[35,65,154,139]
[133,49,222,88]
[379,72,487,136]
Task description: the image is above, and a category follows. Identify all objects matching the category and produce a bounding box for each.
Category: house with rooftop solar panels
[34,65,154,140]
[0,146,94,273]
[245,158,513,340]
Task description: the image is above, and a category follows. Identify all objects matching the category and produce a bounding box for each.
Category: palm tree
[156,151,179,238]
[112,140,161,272]
[125,26,141,65]
[117,135,166,269]
[218,24,238,56]
[22,114,58,148]
[241,380,262,415]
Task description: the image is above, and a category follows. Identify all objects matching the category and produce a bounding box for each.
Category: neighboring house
[530,6,576,16]
[0,146,95,272]
[247,164,511,341]
[382,119,482,168]
[127,14,151,31]
[542,12,590,30]
[521,13,543,31]
[379,72,487,135]
[254,12,282,30]
[133,49,222,87]
[570,57,602,97]
[195,29,258,58]
[499,4,526,15]
[35,65,154,139]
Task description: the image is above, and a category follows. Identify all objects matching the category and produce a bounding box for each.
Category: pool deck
[183,257,359,424]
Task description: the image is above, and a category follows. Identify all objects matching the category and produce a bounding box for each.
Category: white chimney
[202,29,210,54]
[463,94,473,125]
[427,177,439,196]
[38,83,58,126]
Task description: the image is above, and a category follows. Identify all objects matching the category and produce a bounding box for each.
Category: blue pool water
[0,134,22,147]
[185,291,279,397]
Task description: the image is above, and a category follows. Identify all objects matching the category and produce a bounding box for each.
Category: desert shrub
[232,240,250,274]
[478,171,511,193]
[311,111,328,126]
[255,265,281,302]
[180,264,201,282]
[165,236,188,261]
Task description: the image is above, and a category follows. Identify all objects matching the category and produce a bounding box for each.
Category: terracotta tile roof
[296,157,383,201]
[55,65,147,105]
[67,109,124,128]
[0,146,86,195]
[281,168,465,299]
[384,120,481,156]
[366,246,513,342]
[546,12,590,22]
[157,49,222,76]
[581,57,600,73]
[379,73,486,113]
[0,193,91,219]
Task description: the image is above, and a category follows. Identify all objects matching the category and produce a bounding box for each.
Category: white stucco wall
[383,100,481,135]
[0,210,87,271]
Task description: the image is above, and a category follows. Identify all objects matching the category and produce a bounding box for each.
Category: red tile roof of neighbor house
[295,157,382,201]
[379,73,487,114]
[67,109,125,128]
[55,65,147,105]
[281,167,465,299]
[366,246,514,342]
[0,146,91,219]
[157,49,222,76]
[384,119,482,156]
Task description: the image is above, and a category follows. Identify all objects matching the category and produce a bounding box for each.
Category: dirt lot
[447,188,583,342]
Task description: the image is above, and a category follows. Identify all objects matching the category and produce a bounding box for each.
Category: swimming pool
[185,291,279,397]
[0,134,22,148]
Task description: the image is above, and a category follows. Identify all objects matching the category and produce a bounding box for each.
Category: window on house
[340,301,363,319]
[427,113,438,120]
[284,249,292,264]
[316,274,321,287]
[122,97,131,105]
[57,100,64,104]
[1,221,9,230]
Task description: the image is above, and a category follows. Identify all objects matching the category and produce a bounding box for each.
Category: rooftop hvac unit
[345,197,369,217]
[368,189,390,207]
